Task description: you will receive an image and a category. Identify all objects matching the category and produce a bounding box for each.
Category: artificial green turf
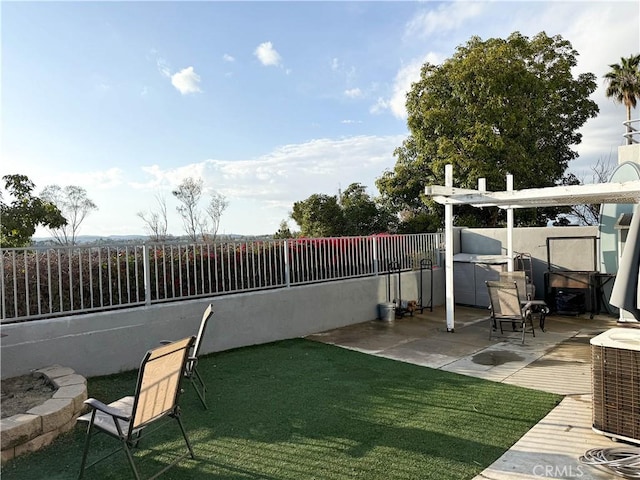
[2,339,561,479]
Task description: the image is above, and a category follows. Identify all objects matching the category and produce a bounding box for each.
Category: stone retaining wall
[0,365,87,464]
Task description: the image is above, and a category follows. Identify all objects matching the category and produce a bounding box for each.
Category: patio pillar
[506,174,514,272]
[445,164,455,332]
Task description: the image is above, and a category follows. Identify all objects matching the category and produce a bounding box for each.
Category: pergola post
[445,164,455,332]
[506,174,514,272]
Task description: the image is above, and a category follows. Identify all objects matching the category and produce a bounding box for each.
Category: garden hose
[579,446,640,479]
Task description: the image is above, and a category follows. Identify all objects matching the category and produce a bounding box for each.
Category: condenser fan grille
[592,344,640,443]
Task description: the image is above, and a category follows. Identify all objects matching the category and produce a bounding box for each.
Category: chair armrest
[186,355,199,371]
[522,300,549,314]
[83,398,131,421]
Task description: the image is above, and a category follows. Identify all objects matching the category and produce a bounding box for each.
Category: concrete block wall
[1,268,444,380]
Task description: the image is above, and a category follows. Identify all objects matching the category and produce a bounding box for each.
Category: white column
[506,174,514,272]
[445,164,455,332]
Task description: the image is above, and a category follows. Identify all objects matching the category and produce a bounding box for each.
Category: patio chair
[499,271,530,301]
[499,271,550,331]
[162,304,214,409]
[185,304,214,409]
[77,336,196,480]
[486,280,535,344]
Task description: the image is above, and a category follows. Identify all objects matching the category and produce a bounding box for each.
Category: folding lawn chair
[184,304,214,409]
[77,336,195,480]
[486,280,536,344]
[499,271,530,301]
[162,304,214,409]
[499,271,550,331]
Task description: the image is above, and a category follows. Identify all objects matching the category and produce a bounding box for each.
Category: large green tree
[290,183,396,237]
[291,194,344,237]
[0,174,66,247]
[604,53,640,144]
[340,183,395,235]
[377,32,599,228]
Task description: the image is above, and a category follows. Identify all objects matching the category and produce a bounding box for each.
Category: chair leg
[530,318,535,338]
[191,368,208,409]
[539,310,547,332]
[78,413,96,479]
[174,409,195,459]
[122,439,142,480]
[521,314,535,344]
[79,415,141,480]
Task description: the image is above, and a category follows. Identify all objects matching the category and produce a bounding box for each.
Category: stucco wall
[618,144,640,165]
[459,226,598,299]
[1,268,444,379]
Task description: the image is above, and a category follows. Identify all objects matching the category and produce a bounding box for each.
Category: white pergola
[425,164,640,332]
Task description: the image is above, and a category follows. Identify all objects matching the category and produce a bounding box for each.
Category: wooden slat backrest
[130,336,194,432]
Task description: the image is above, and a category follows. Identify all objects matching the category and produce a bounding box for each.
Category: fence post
[0,252,5,321]
[372,236,378,276]
[143,244,151,306]
[283,240,291,288]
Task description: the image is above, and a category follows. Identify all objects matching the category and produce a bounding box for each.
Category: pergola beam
[425,168,640,333]
[427,180,640,208]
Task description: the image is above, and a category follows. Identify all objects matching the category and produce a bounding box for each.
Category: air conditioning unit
[591,328,640,444]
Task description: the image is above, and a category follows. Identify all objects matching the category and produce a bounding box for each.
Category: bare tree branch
[204,193,228,242]
[569,154,616,226]
[172,177,204,242]
[41,185,98,245]
[137,193,168,242]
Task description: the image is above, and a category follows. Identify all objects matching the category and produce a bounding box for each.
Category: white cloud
[135,135,403,209]
[369,97,389,115]
[371,53,441,119]
[405,1,485,39]
[151,51,202,95]
[223,53,235,62]
[344,88,362,98]
[156,57,171,78]
[34,168,125,191]
[254,41,282,67]
[29,138,405,238]
[341,119,362,124]
[171,66,202,95]
[387,60,423,119]
[331,57,340,71]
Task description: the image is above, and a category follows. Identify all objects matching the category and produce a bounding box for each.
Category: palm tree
[604,54,640,144]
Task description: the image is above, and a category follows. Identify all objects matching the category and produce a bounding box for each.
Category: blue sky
[2,1,639,238]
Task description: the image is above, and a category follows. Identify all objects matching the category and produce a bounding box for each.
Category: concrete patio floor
[306,305,626,480]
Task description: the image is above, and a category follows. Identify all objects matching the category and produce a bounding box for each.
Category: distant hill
[31,233,274,245]
[32,235,149,245]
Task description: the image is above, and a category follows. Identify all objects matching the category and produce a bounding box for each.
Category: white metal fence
[1,233,442,323]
